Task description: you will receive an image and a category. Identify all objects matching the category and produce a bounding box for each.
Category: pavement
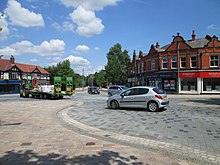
[0,93,218,165]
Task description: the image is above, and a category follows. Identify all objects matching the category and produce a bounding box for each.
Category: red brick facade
[128,31,220,94]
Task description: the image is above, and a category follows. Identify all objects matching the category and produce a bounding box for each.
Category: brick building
[0,55,50,94]
[127,31,220,94]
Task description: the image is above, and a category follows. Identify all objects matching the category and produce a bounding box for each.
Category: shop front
[0,79,22,94]
[146,71,177,93]
[179,71,220,94]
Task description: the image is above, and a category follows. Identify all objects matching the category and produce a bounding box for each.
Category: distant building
[128,31,220,94]
[0,55,50,94]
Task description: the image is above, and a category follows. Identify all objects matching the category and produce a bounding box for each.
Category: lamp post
[177,42,180,94]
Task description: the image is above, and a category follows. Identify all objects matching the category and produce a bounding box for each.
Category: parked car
[107,86,169,112]
[108,85,128,96]
[88,86,100,94]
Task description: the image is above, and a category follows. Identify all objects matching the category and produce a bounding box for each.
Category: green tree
[94,70,107,87]
[105,43,130,85]
[56,60,74,84]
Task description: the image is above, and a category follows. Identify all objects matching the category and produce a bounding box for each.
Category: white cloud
[63,21,74,32]
[0,47,16,56]
[207,24,218,30]
[30,58,38,62]
[60,0,120,10]
[0,39,65,57]
[34,39,65,56]
[5,0,44,27]
[0,15,10,41]
[94,47,99,50]
[69,6,104,37]
[60,0,121,37]
[52,21,74,32]
[52,57,63,61]
[65,55,90,66]
[65,55,92,75]
[75,45,90,52]
[52,22,62,31]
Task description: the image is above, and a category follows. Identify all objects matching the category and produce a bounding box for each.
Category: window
[124,88,139,96]
[141,62,144,73]
[180,57,186,68]
[210,55,219,67]
[138,88,149,95]
[191,56,197,68]
[171,57,177,68]
[162,58,167,69]
[151,59,155,70]
[153,88,165,94]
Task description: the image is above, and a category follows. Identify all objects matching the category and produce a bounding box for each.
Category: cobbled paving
[63,92,220,164]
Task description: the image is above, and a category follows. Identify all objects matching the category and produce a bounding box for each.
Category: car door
[132,88,150,108]
[120,88,138,107]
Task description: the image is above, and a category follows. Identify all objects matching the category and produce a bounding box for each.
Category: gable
[206,36,220,48]
[166,41,191,52]
[8,65,22,72]
[32,67,41,74]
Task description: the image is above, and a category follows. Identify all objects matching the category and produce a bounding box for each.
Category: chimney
[132,50,136,61]
[156,42,160,48]
[139,51,143,58]
[192,30,196,41]
[10,55,15,64]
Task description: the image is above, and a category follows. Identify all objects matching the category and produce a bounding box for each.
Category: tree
[56,60,74,84]
[94,70,107,87]
[105,43,130,85]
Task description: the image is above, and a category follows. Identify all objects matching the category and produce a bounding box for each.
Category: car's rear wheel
[148,101,159,112]
[111,100,119,109]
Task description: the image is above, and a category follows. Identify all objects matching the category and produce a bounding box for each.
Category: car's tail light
[155,95,163,100]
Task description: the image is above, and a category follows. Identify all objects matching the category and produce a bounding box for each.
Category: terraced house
[0,55,50,94]
[127,31,220,94]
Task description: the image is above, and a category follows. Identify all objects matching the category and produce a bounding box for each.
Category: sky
[0,0,219,76]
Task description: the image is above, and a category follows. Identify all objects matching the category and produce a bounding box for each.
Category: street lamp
[177,42,180,94]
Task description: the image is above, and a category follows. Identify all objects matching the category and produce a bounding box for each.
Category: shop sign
[200,72,220,78]
[179,72,200,78]
[179,72,220,78]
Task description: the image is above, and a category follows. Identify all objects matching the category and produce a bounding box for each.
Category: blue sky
[0,0,219,75]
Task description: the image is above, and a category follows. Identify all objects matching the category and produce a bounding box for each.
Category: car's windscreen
[121,86,128,90]
[153,88,165,94]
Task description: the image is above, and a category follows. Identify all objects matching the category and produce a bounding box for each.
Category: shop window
[171,57,177,68]
[203,78,220,91]
[191,56,197,68]
[210,55,219,67]
[162,58,167,69]
[151,59,155,70]
[180,57,186,68]
[181,78,197,91]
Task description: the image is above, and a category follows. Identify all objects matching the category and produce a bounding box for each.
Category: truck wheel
[20,90,23,97]
[39,94,43,99]
[23,90,29,98]
[43,94,47,99]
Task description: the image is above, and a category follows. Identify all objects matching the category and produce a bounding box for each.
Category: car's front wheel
[111,100,119,109]
[147,101,159,112]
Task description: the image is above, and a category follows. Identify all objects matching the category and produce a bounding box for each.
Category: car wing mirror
[121,93,124,98]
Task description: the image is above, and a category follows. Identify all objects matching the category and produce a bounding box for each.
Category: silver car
[107,85,128,96]
[107,86,169,112]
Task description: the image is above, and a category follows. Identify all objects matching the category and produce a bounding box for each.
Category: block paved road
[0,92,219,164]
[64,91,220,164]
[0,94,198,165]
